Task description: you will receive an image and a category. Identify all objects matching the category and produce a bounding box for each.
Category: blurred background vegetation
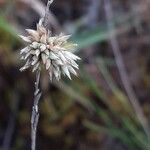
[0,0,150,150]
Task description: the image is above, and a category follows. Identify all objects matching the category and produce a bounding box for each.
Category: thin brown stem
[30,1,54,149]
[31,70,41,150]
[104,0,150,141]
[43,0,54,28]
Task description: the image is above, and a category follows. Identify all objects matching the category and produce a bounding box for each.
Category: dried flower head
[19,19,81,81]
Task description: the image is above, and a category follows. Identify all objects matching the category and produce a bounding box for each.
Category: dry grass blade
[104,0,150,141]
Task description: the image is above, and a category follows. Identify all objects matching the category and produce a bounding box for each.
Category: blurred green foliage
[0,2,150,149]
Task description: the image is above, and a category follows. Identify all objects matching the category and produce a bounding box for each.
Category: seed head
[19,19,81,81]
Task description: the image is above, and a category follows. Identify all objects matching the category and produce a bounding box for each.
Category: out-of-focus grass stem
[104,0,150,142]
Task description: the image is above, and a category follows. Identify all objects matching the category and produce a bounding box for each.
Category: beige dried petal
[51,46,66,51]
[20,47,30,54]
[31,56,38,65]
[32,62,40,72]
[49,52,58,60]
[48,36,56,41]
[40,44,47,52]
[41,53,48,64]
[63,43,77,50]
[64,51,81,60]
[31,42,39,49]
[37,24,47,35]
[35,49,40,57]
[53,67,60,80]
[26,29,40,41]
[48,37,57,45]
[68,66,77,76]
[40,34,47,43]
[19,35,31,43]
[20,59,30,71]
[45,49,50,56]
[55,59,63,65]
[24,52,31,60]
[46,59,51,70]
[30,50,35,55]
[53,34,71,46]
[70,60,79,69]
[49,69,53,81]
[62,66,71,79]
[58,51,67,62]
[59,35,71,41]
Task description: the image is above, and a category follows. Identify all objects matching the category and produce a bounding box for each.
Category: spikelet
[19,19,81,81]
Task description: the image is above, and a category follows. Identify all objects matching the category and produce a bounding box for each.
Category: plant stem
[104,0,150,141]
[43,0,54,27]
[31,70,41,150]
[31,1,54,150]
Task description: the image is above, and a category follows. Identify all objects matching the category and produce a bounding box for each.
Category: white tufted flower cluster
[19,19,81,81]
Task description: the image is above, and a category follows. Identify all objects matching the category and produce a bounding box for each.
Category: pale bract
[19,19,81,81]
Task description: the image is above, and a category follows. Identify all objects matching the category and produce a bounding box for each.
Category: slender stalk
[104,0,150,141]
[43,0,54,27]
[31,70,41,150]
[31,1,53,150]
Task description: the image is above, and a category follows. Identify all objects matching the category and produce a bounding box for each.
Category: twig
[19,0,61,32]
[30,1,54,150]
[31,70,41,150]
[104,0,150,141]
[43,0,54,27]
